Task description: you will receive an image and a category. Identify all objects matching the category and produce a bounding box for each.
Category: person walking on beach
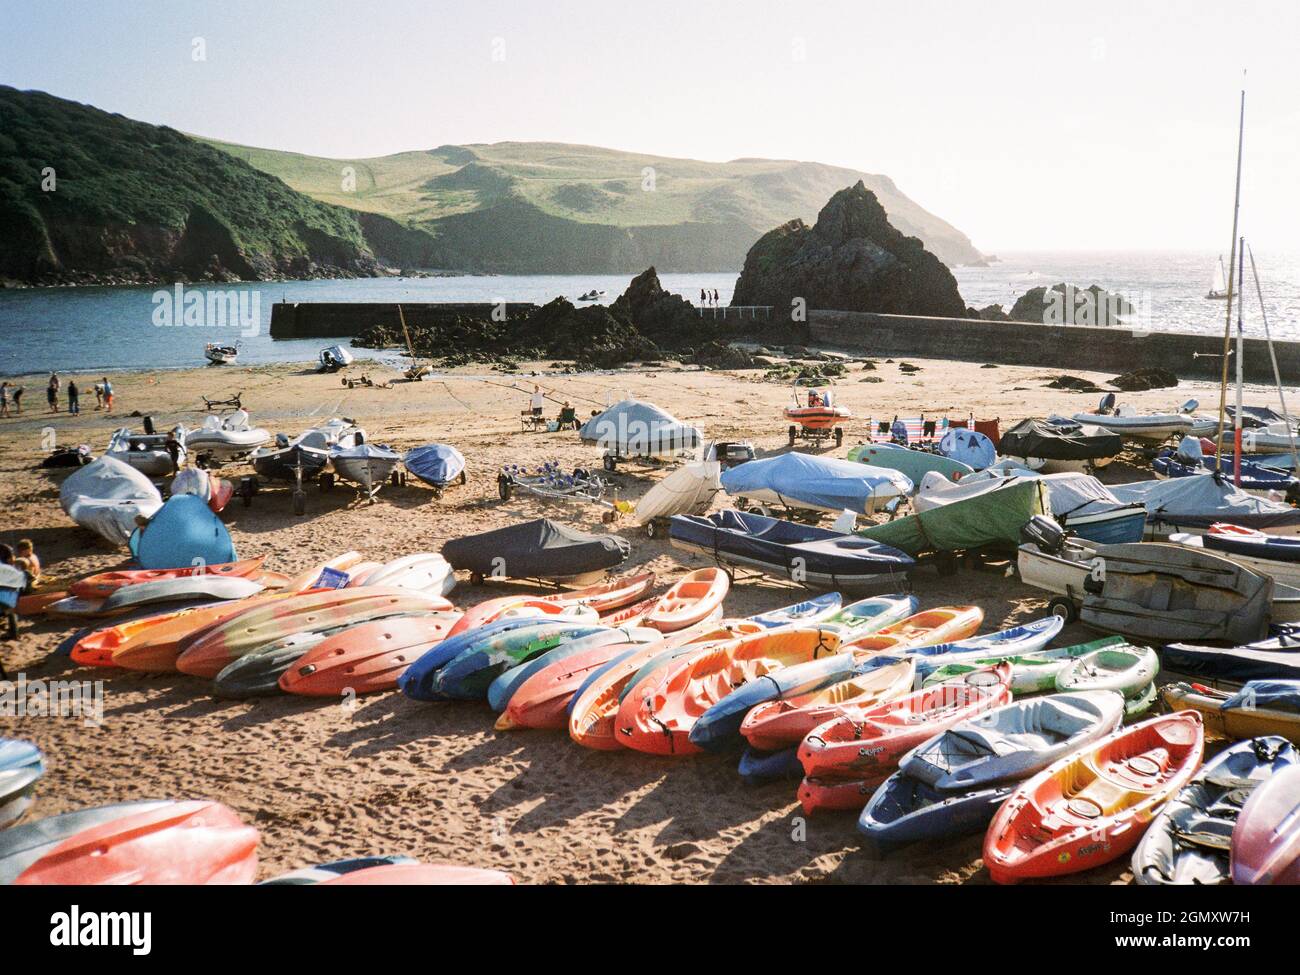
[93,383,104,410]
[11,385,22,415]
[102,377,114,413]
[46,373,59,413]
[67,379,80,415]
[0,382,9,418]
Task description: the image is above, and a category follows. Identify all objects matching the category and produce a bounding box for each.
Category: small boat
[539,571,657,614]
[1133,736,1297,886]
[1161,681,1300,744]
[644,568,730,632]
[1231,764,1300,884]
[819,594,919,639]
[739,659,917,751]
[1206,255,1230,300]
[1072,398,1198,444]
[856,478,1047,557]
[213,635,327,698]
[857,777,1012,854]
[59,456,164,548]
[997,416,1121,474]
[317,863,513,885]
[847,442,973,487]
[578,399,701,466]
[616,626,846,755]
[632,461,722,536]
[330,442,401,502]
[252,417,364,487]
[576,290,606,301]
[442,518,630,585]
[318,344,354,372]
[204,342,239,364]
[403,443,466,498]
[260,855,418,885]
[434,623,612,701]
[12,800,258,885]
[107,425,187,477]
[358,553,455,597]
[784,388,852,446]
[446,595,568,639]
[1056,643,1159,700]
[600,596,658,627]
[845,605,984,655]
[486,626,652,713]
[1160,631,1300,683]
[748,592,842,629]
[797,668,1012,808]
[922,635,1127,693]
[983,712,1204,883]
[721,452,911,516]
[1109,471,1300,534]
[937,429,996,470]
[52,574,264,619]
[909,616,1064,676]
[279,613,462,697]
[1218,419,1300,454]
[70,557,267,599]
[0,740,45,829]
[184,410,271,462]
[669,509,915,593]
[1155,451,1297,494]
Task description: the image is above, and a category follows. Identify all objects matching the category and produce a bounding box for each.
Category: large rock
[729,181,967,319]
[609,266,698,342]
[1008,283,1132,327]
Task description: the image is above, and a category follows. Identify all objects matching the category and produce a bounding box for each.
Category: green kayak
[922,636,1127,694]
[847,443,973,487]
[855,478,1048,557]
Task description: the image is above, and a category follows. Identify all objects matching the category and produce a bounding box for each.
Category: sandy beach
[0,352,1247,883]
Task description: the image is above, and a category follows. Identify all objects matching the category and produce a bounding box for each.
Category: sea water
[1,254,1297,377]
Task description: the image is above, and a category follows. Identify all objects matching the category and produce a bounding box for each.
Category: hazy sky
[4,0,1298,252]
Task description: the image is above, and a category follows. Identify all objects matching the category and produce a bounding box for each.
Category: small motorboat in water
[204,343,239,365]
[576,290,606,301]
[330,442,401,503]
[184,410,270,464]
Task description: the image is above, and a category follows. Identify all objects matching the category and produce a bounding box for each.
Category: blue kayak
[433,624,605,700]
[404,443,466,488]
[749,592,842,629]
[485,627,636,712]
[910,617,1064,676]
[1154,451,1298,492]
[738,745,804,785]
[399,617,562,701]
[858,773,1013,853]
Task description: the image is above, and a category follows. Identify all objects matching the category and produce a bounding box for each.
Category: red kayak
[15,800,259,885]
[319,863,513,885]
[541,571,657,614]
[600,595,659,628]
[797,666,1012,812]
[70,557,269,599]
[497,641,638,731]
[446,596,566,639]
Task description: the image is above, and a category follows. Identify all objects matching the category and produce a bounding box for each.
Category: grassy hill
[204,139,985,271]
[0,86,381,285]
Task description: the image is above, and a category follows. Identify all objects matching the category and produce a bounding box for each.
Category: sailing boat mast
[1213,86,1246,472]
[1233,239,1245,487]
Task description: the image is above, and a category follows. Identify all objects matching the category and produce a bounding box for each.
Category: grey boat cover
[1109,472,1300,530]
[441,518,630,579]
[1000,417,1122,461]
[1080,542,1273,645]
[578,399,701,456]
[58,455,163,547]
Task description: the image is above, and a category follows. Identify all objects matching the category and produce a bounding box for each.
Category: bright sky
[4,0,1298,252]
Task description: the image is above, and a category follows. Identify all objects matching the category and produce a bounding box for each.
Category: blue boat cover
[939,429,996,470]
[720,452,911,514]
[1223,680,1300,715]
[1160,637,1300,682]
[128,493,236,570]
[404,443,465,487]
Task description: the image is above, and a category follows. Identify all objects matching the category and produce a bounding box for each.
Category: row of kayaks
[0,798,511,885]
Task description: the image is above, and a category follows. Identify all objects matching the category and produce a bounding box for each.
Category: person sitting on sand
[14,540,40,585]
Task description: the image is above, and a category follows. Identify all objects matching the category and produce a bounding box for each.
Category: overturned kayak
[1132,736,1298,886]
[0,740,45,830]
[984,711,1204,883]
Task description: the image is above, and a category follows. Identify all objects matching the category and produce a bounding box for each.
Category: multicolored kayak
[447,597,566,639]
[485,627,653,713]
[0,801,172,884]
[432,623,610,701]
[644,568,729,632]
[909,617,1063,675]
[749,592,843,629]
[1133,736,1298,885]
[619,620,765,706]
[541,571,657,614]
[279,612,463,697]
[1231,763,1300,885]
[921,636,1127,694]
[175,588,451,678]
[70,557,269,599]
[260,854,417,884]
[0,739,45,830]
[819,594,918,640]
[616,626,846,755]
[12,800,259,885]
[497,641,640,730]
[739,659,917,752]
[400,617,578,701]
[1161,681,1300,745]
[984,711,1204,883]
[567,622,764,751]
[213,633,329,698]
[844,605,984,655]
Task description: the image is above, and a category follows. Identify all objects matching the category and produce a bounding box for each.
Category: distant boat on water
[1207,255,1230,300]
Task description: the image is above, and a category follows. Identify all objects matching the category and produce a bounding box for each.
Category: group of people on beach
[699,288,722,307]
[1,539,41,657]
[0,374,114,418]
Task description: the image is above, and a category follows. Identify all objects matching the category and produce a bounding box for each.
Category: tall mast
[1234,239,1244,487]
[1214,86,1246,471]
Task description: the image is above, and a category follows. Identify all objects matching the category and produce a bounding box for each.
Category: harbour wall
[268,301,540,339]
[808,310,1300,385]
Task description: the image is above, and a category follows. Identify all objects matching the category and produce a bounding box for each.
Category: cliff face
[730,182,968,319]
[0,87,381,286]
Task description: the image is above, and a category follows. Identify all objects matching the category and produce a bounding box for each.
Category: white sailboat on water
[1206,255,1230,299]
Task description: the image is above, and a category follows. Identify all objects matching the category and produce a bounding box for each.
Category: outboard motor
[1097,392,1117,415]
[1173,435,1204,466]
[1180,398,1200,414]
[1020,514,1067,554]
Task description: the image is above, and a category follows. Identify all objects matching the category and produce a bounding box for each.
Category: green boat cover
[855,478,1048,556]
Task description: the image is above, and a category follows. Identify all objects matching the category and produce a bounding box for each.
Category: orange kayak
[797,666,1012,811]
[446,595,566,639]
[70,557,268,599]
[616,626,845,756]
[176,587,452,678]
[541,571,657,614]
[600,595,659,628]
[843,605,984,655]
[984,711,1204,883]
[498,641,638,731]
[568,620,763,751]
[16,591,68,616]
[740,658,917,752]
[109,591,303,672]
[278,612,462,697]
[644,568,729,633]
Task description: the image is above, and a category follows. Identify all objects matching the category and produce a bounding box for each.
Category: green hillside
[0,86,381,285]
[203,138,985,270]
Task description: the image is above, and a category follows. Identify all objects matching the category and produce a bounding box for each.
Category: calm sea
[1,253,1296,377]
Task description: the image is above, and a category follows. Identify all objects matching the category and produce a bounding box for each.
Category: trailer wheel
[645,520,659,539]
[433,486,444,500]
[834,427,843,446]
[293,491,306,516]
[497,474,512,501]
[788,425,797,446]
[459,470,467,485]
[1048,597,1078,624]
[935,554,960,577]
[603,455,616,472]
[470,572,484,586]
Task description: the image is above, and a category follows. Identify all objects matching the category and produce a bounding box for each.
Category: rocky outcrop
[975,304,1010,321]
[1008,283,1132,327]
[729,182,968,320]
[1111,367,1178,391]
